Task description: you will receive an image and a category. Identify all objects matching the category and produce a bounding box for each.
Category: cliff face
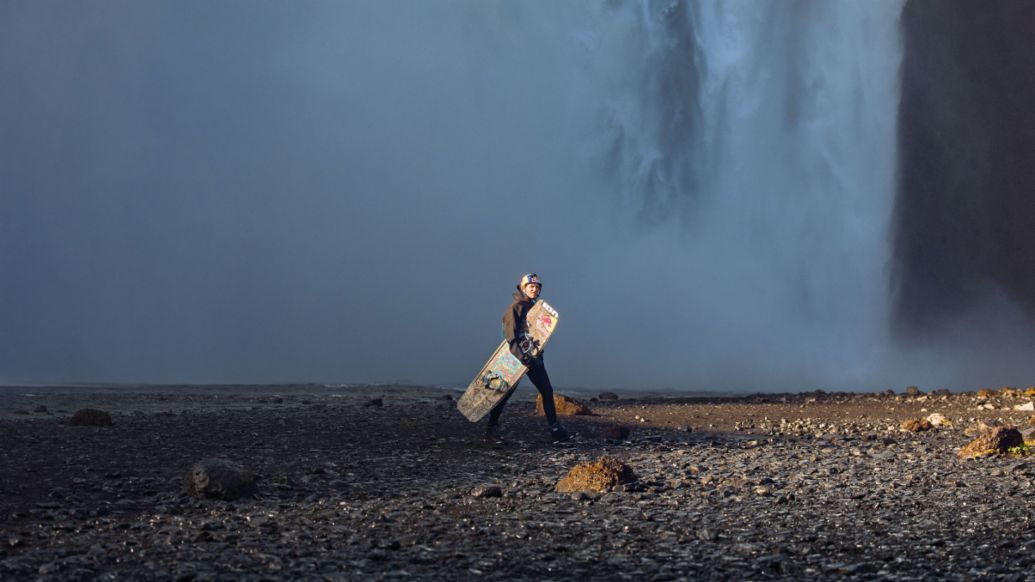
[893,1,1035,334]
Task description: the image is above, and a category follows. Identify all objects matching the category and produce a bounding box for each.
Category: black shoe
[549,423,570,443]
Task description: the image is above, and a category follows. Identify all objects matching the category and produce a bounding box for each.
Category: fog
[2,1,1033,391]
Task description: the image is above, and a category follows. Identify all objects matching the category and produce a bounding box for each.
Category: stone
[1013,401,1034,411]
[470,484,502,498]
[605,426,631,442]
[976,388,994,399]
[364,398,384,408]
[900,418,932,432]
[904,386,922,397]
[958,427,1024,459]
[183,458,257,500]
[926,413,951,427]
[598,392,619,401]
[69,409,113,426]
[965,419,1002,437]
[536,393,591,417]
[33,405,48,414]
[555,456,637,493]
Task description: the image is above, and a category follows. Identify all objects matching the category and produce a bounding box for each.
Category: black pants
[488,361,557,426]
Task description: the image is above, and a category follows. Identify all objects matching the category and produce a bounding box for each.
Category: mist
[2,1,1033,391]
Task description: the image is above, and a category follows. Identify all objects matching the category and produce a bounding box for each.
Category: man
[486,273,570,443]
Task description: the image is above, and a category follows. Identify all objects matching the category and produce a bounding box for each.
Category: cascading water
[560,0,905,389]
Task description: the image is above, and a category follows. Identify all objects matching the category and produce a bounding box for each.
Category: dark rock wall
[893,1,1035,334]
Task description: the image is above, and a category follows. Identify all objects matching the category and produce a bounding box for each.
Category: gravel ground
[1,384,1034,580]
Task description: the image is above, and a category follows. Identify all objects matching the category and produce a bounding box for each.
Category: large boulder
[958,427,1024,460]
[555,456,637,493]
[69,409,113,426]
[184,459,257,500]
[536,394,591,417]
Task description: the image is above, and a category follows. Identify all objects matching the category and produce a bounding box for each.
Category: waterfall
[563,0,905,388]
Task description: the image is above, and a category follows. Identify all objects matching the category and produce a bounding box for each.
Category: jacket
[502,288,544,365]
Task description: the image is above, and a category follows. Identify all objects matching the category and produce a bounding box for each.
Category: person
[486,273,570,443]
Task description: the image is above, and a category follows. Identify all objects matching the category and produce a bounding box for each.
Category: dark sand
[1,384,1034,580]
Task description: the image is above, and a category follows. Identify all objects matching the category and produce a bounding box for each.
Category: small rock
[926,413,951,427]
[364,398,384,408]
[904,386,922,397]
[69,409,113,426]
[183,458,257,500]
[555,456,637,493]
[470,484,502,498]
[1013,401,1034,411]
[900,418,932,432]
[33,405,49,414]
[604,426,631,442]
[536,393,592,417]
[598,392,619,401]
[965,419,1002,437]
[958,427,1024,459]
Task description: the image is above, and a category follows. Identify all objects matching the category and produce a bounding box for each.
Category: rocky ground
[2,384,1035,580]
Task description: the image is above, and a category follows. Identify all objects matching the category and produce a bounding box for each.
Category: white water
[553,1,906,389]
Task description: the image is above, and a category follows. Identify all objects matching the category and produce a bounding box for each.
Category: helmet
[519,273,542,289]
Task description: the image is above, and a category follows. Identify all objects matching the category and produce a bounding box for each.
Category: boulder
[901,418,933,432]
[957,427,1024,459]
[536,394,591,417]
[183,459,257,500]
[69,409,113,427]
[555,456,637,493]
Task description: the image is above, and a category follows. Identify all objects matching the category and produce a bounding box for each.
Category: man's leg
[526,363,559,427]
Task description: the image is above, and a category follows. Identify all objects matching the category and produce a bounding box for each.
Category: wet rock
[605,426,631,442]
[536,393,591,417]
[900,418,932,433]
[183,458,257,500]
[598,392,619,401]
[958,427,1024,459]
[555,456,637,493]
[364,398,384,408]
[33,405,49,414]
[69,409,113,426]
